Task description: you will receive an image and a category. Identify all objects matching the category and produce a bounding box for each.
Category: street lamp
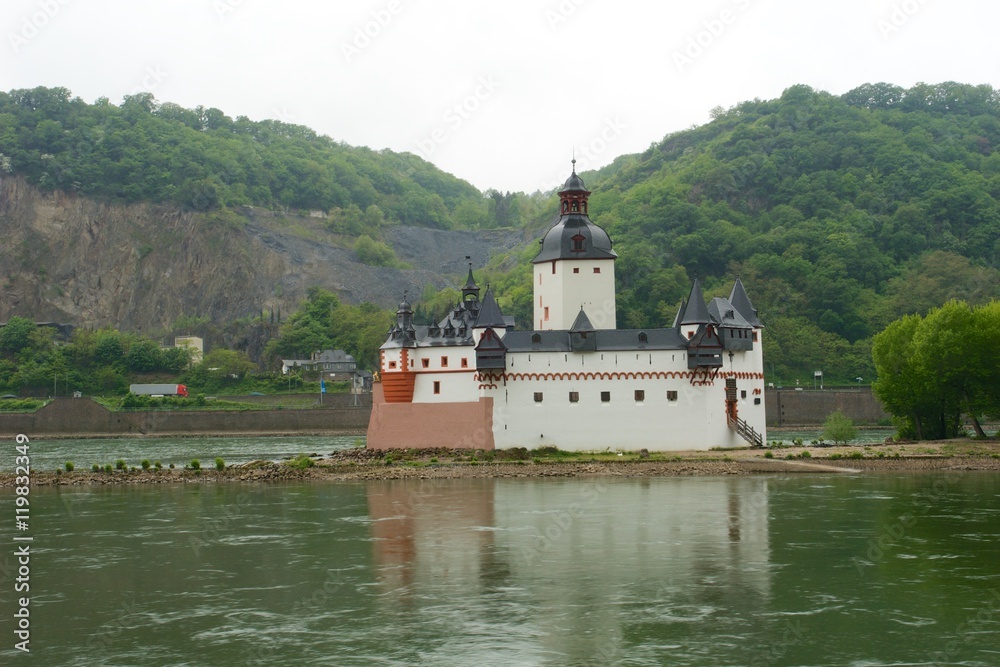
[856,376,863,389]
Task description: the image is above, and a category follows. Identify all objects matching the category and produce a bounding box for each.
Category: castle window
[571,201,579,212]
[388,361,397,369]
[634,390,645,402]
[461,358,469,368]
[638,332,648,343]
[569,391,579,403]
[531,333,541,344]
[441,356,448,368]
[433,381,441,395]
[667,391,678,402]
[753,331,759,342]
[421,358,429,368]
[571,234,586,252]
[544,307,549,321]
[601,391,611,403]
[754,397,761,405]
[534,392,543,403]
[741,390,747,399]
[562,201,569,214]
[593,267,601,274]
[573,267,580,274]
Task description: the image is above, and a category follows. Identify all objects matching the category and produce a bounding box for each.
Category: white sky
[4,0,999,193]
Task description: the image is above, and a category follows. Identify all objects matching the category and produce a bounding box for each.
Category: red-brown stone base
[366,384,495,450]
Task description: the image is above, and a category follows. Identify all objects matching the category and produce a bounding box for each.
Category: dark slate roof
[679,279,711,325]
[729,277,763,327]
[707,298,752,329]
[570,308,595,333]
[532,215,617,263]
[503,328,688,353]
[561,170,589,193]
[463,267,479,292]
[473,289,507,329]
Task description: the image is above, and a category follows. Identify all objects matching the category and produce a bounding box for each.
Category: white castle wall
[485,346,766,451]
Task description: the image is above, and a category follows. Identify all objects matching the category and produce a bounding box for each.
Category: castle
[366,164,766,451]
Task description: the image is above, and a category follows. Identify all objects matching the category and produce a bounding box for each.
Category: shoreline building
[367,164,766,451]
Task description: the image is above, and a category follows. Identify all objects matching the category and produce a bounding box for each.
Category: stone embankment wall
[0,396,371,437]
[765,388,889,427]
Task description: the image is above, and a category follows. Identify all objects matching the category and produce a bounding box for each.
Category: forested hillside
[0,86,503,229]
[3,83,999,388]
[484,82,1000,385]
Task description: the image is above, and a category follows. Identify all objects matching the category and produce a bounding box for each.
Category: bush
[141,459,151,470]
[288,454,315,469]
[848,451,864,460]
[64,461,74,472]
[154,460,162,470]
[800,451,812,459]
[92,463,100,472]
[823,410,858,444]
[190,459,201,471]
[115,459,126,470]
[763,451,774,459]
[215,457,225,471]
[104,463,113,473]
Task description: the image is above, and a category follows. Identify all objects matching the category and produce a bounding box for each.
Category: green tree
[822,410,857,444]
[0,317,35,353]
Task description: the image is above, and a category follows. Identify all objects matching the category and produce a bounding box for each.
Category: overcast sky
[4,0,999,193]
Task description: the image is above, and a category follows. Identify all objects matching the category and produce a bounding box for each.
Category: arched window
[571,234,586,252]
[638,332,648,343]
[531,333,541,344]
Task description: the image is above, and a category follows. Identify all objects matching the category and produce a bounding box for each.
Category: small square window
[441,356,448,368]
[569,391,579,403]
[754,397,761,405]
[601,391,611,403]
[593,267,601,274]
[634,390,645,402]
[433,381,441,394]
[421,358,429,368]
[753,331,758,342]
[461,358,469,368]
[573,267,580,274]
[741,390,747,399]
[534,392,543,403]
[667,391,678,402]
[388,361,397,369]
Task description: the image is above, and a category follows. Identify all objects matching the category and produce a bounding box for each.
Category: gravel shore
[4,440,999,487]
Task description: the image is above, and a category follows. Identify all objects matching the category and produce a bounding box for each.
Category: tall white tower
[532,162,618,330]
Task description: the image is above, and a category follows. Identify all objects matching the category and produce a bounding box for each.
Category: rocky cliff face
[0,177,525,332]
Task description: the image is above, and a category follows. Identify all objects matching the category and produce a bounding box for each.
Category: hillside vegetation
[3,83,1000,388]
[487,82,1000,385]
[0,86,508,230]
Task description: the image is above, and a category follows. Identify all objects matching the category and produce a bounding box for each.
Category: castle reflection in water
[366,476,773,664]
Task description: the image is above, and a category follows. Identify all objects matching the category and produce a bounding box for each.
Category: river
[1,470,999,665]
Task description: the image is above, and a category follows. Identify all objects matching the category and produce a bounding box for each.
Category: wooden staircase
[728,415,763,448]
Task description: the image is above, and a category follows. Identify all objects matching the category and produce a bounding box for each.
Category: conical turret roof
[679,279,711,325]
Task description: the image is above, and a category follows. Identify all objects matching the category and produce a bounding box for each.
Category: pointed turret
[679,279,711,325]
[461,257,480,304]
[569,306,597,352]
[473,288,507,329]
[728,277,763,327]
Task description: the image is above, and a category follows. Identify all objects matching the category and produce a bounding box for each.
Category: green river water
[1,440,999,665]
